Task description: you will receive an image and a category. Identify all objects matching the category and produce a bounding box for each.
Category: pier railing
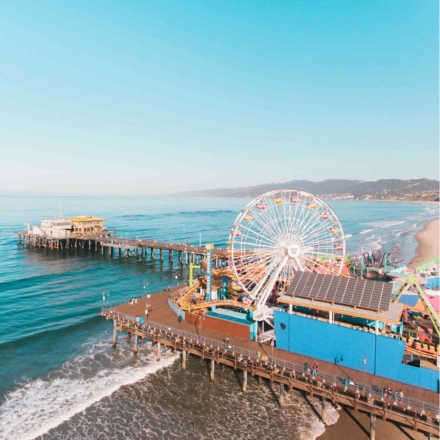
[102,308,440,420]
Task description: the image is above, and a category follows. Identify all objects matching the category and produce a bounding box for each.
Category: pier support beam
[156,342,161,362]
[133,334,138,354]
[370,413,376,440]
[112,322,118,347]
[160,249,163,262]
[210,359,215,381]
[242,370,248,393]
[182,350,187,371]
[321,397,327,425]
[279,383,285,407]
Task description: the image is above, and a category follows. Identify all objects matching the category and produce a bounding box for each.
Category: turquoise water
[0,196,437,440]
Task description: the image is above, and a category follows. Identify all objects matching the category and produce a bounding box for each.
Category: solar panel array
[286,272,392,312]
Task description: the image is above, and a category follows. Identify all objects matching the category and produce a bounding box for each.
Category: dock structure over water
[14,231,227,265]
[102,288,440,439]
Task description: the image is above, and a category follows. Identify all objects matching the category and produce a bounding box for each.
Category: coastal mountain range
[172,179,439,201]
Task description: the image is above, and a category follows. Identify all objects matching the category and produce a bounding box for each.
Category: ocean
[0,196,437,440]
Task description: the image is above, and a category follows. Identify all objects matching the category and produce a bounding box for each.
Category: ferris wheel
[228,190,346,308]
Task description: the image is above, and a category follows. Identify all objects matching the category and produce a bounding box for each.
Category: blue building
[273,272,440,393]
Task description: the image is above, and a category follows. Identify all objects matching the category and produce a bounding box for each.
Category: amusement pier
[16,216,227,265]
[15,190,440,439]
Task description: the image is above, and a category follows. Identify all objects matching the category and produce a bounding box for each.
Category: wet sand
[408,218,440,269]
[318,406,430,440]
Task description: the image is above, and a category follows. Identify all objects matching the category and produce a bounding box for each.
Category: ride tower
[205,243,214,301]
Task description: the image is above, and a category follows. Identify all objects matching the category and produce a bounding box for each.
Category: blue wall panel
[273,310,438,392]
[274,311,290,351]
[375,336,406,378]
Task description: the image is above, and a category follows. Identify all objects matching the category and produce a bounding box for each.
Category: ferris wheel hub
[287,244,300,258]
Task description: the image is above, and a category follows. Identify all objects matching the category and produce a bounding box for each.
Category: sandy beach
[318,406,429,440]
[408,218,440,269]
[318,217,440,440]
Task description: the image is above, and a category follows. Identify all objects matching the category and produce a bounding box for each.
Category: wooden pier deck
[102,288,440,438]
[15,231,228,263]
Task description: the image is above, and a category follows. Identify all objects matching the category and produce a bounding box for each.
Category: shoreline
[408,218,440,269]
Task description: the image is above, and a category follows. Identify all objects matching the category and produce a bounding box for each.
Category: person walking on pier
[145,308,149,321]
[312,363,318,379]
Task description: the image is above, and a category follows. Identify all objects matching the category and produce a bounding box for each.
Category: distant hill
[171,179,439,201]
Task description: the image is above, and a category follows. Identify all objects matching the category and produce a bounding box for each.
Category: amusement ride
[227,190,346,317]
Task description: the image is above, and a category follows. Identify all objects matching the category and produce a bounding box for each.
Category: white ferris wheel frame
[228,189,346,308]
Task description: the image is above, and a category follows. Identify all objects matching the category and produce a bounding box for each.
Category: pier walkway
[102,288,440,438]
[15,231,227,264]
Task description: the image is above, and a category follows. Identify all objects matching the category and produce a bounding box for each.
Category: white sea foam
[359,229,373,234]
[365,234,377,241]
[296,396,340,440]
[0,344,179,440]
[367,220,404,228]
[344,234,352,239]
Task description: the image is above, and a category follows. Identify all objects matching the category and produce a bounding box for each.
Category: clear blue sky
[0,1,438,195]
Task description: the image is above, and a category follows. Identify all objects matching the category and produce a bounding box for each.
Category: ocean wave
[367,220,404,228]
[0,341,178,440]
[0,314,103,349]
[359,229,373,234]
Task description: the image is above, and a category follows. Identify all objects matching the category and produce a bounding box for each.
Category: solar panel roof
[286,272,392,312]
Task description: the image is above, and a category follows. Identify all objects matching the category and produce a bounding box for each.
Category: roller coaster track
[392,275,440,337]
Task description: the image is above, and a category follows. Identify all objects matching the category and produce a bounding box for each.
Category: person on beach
[145,309,149,321]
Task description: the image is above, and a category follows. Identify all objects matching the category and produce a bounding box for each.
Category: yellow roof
[70,216,105,222]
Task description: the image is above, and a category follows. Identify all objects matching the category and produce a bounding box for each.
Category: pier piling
[321,397,327,425]
[182,350,187,371]
[242,370,248,393]
[210,359,215,381]
[133,334,138,354]
[112,322,118,347]
[279,383,285,407]
[156,342,161,362]
[370,413,376,440]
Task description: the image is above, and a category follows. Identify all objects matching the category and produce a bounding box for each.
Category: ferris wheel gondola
[228,190,346,309]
